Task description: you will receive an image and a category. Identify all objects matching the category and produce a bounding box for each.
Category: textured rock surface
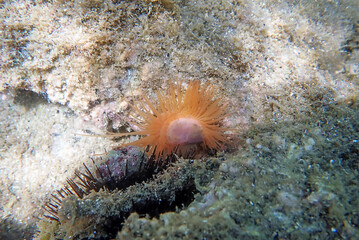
[0,0,358,239]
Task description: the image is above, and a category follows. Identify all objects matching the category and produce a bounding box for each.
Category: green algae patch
[118,100,359,239]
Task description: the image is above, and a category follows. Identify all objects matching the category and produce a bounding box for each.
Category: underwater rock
[38,146,199,239]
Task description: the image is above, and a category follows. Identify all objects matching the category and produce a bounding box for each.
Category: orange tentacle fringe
[104,80,229,160]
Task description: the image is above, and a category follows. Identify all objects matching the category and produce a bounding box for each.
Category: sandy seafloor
[0,0,358,239]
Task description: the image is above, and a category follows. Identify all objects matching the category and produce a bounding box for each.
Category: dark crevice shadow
[13,89,48,109]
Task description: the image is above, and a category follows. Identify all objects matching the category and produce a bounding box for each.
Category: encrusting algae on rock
[2,0,358,239]
[37,145,203,239]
